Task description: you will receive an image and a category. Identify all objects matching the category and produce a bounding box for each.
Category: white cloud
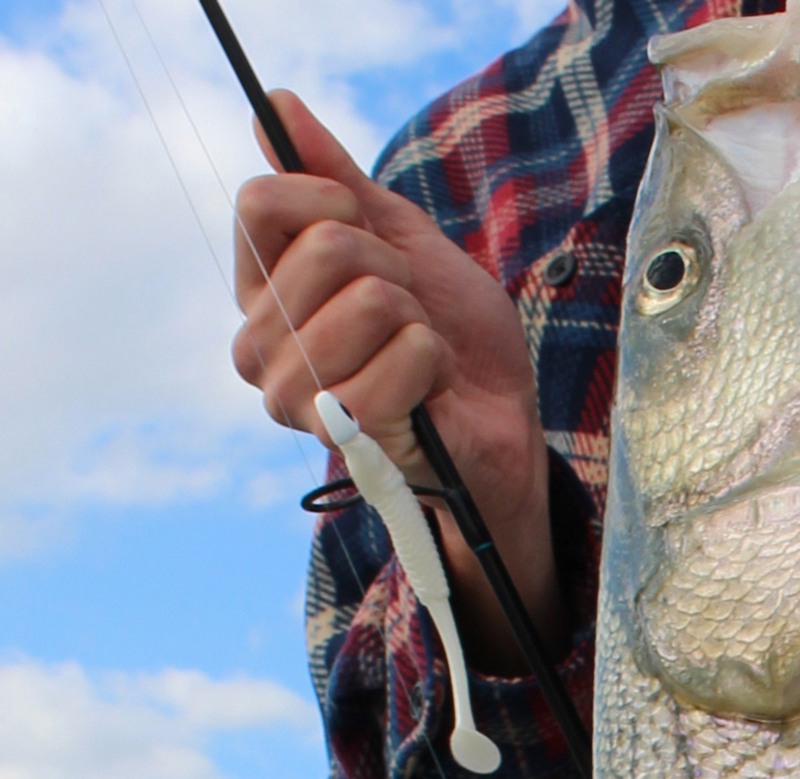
[0,658,320,779]
[63,428,228,505]
[0,0,352,527]
[0,0,537,557]
[0,2,553,774]
[503,0,569,40]
[245,459,327,510]
[0,514,71,562]
[443,0,568,48]
[126,668,318,730]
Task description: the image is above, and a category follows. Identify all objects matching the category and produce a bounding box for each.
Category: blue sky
[0,1,564,776]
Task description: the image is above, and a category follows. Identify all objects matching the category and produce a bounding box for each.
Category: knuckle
[301,220,355,272]
[316,177,348,201]
[405,322,440,362]
[262,385,285,424]
[313,178,361,223]
[231,325,262,385]
[235,176,274,224]
[352,276,395,325]
[350,279,426,332]
[262,368,299,426]
[307,219,353,252]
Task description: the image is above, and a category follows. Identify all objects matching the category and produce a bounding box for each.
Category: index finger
[234,173,365,312]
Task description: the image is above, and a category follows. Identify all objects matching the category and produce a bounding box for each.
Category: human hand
[232,90,565,671]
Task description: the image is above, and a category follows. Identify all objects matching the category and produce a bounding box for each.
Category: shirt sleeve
[305,447,599,779]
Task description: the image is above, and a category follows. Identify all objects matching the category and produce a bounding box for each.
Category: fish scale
[624,184,800,510]
[595,1,800,776]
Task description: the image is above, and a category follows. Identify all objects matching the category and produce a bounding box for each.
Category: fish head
[611,0,800,726]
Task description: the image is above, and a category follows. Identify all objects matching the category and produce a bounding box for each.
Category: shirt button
[544,252,577,286]
[409,682,424,722]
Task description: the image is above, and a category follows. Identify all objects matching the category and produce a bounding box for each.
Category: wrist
[432,460,569,676]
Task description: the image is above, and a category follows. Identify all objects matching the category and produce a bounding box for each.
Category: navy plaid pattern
[304,1,784,777]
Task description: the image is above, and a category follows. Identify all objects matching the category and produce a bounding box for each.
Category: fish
[594,2,800,777]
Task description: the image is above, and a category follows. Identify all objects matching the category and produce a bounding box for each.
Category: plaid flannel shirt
[304,0,784,776]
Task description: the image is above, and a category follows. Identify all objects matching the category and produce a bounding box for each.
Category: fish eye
[646,250,685,290]
[637,242,699,316]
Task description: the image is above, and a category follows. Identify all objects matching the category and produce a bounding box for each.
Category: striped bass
[595,2,800,776]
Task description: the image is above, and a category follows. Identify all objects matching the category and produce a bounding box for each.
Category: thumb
[254,89,423,230]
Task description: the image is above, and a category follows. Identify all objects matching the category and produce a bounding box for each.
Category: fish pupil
[646,250,685,291]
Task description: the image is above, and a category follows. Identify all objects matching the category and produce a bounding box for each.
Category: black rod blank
[196,2,591,776]
[197,0,302,172]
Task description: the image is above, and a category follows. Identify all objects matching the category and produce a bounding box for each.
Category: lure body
[314,391,502,775]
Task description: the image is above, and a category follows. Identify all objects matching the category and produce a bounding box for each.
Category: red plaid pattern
[304,1,785,777]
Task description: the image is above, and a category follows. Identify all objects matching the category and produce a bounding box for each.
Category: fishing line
[124,0,323,395]
[192,3,592,775]
[96,2,451,775]
[95,0,369,637]
[98,1,592,775]
[95,0,321,495]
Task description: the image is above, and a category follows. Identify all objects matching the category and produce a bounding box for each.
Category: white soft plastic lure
[314,390,502,775]
[94,0,500,771]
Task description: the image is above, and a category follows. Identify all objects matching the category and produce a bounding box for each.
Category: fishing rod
[196,2,592,775]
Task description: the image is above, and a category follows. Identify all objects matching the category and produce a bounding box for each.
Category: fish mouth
[638,480,800,720]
